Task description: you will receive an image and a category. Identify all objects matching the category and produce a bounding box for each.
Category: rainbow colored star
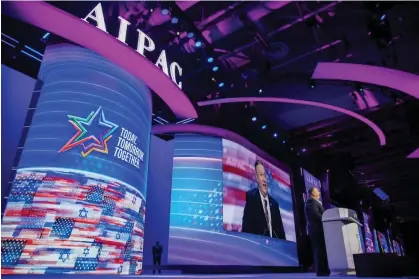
[59,107,119,157]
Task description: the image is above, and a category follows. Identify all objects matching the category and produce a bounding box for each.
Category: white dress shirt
[259,190,272,237]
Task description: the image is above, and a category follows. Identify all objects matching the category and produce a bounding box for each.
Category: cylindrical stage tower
[1,44,151,275]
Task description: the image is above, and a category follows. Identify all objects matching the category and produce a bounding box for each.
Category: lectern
[322,208,363,274]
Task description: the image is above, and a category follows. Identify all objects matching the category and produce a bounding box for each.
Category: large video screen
[168,135,298,266]
[362,212,375,253]
[222,139,296,241]
[1,46,151,275]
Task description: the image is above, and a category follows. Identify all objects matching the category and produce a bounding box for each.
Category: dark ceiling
[2,1,419,225]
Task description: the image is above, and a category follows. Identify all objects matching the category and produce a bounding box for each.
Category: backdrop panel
[1,44,152,275]
[143,136,174,266]
[168,134,298,266]
[1,65,37,210]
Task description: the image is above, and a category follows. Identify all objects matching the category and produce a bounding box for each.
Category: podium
[322,208,363,274]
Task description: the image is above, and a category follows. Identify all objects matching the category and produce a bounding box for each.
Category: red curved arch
[4,1,197,119]
[197,97,386,146]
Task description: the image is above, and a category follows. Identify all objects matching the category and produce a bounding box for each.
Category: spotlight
[282,140,286,144]
[380,14,386,21]
[252,117,257,122]
[273,133,278,138]
[262,125,267,130]
[259,89,263,93]
[171,17,179,24]
[161,8,169,15]
[176,32,180,36]
[356,84,364,92]
[195,41,202,48]
[218,82,224,88]
[187,32,195,38]
[302,148,307,152]
[150,9,153,12]
[212,66,219,72]
[309,80,316,89]
[207,57,214,63]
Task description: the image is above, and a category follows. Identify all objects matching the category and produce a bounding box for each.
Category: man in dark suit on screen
[242,160,286,240]
[305,187,330,277]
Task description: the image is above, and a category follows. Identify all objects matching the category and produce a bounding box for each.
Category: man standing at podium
[305,187,330,277]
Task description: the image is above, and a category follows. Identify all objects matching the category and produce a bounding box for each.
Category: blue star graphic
[80,107,116,149]
[83,247,90,256]
[79,208,88,218]
[60,107,119,156]
[59,251,70,262]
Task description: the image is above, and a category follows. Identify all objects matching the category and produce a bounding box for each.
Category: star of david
[59,107,118,157]
[59,251,70,262]
[83,247,90,256]
[79,208,88,218]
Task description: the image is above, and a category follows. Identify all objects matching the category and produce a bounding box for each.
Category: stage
[1,274,408,279]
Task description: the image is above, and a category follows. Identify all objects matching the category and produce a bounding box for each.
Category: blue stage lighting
[218,82,224,88]
[207,57,214,63]
[282,140,286,144]
[273,133,278,138]
[161,8,169,15]
[259,89,263,93]
[252,117,257,122]
[195,41,202,48]
[171,17,179,24]
[187,32,195,38]
[212,66,219,72]
[262,125,267,130]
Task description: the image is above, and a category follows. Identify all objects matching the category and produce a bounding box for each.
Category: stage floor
[2,274,408,279]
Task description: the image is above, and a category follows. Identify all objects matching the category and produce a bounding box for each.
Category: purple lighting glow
[198,97,386,146]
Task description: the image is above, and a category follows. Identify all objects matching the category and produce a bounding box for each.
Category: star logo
[83,247,90,256]
[59,107,119,157]
[79,208,88,218]
[59,251,70,262]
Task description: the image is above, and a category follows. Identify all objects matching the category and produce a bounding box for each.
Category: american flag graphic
[1,168,145,275]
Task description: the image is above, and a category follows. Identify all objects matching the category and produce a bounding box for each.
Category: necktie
[264,199,270,228]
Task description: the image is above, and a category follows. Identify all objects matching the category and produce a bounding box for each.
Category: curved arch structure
[152,124,290,172]
[3,1,197,119]
[312,62,419,158]
[198,97,386,146]
[312,62,419,99]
